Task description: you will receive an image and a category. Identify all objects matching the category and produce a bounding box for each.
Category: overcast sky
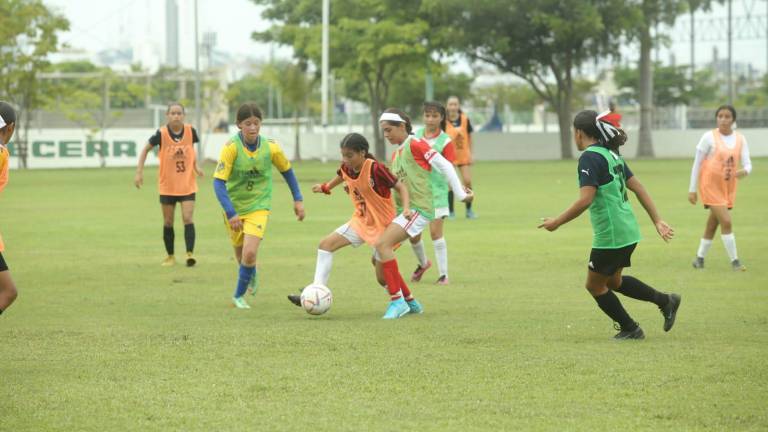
[45,0,767,73]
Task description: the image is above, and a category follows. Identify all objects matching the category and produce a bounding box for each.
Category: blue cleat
[382,298,410,319]
[406,299,424,314]
[466,209,478,219]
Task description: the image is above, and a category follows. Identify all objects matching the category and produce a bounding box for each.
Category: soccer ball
[300,284,333,315]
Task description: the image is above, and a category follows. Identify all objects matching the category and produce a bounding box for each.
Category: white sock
[411,240,429,267]
[721,233,738,262]
[433,237,448,277]
[313,249,334,285]
[696,238,713,258]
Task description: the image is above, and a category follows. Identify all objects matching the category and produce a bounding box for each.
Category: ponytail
[574,109,627,153]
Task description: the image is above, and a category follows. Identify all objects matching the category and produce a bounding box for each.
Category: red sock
[398,272,413,301]
[381,259,403,300]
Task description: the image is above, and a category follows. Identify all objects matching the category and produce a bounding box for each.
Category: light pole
[194,0,202,154]
[321,0,330,163]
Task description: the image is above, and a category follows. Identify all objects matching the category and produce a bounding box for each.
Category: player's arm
[416,141,471,202]
[134,142,153,189]
[191,127,204,177]
[313,175,344,194]
[271,142,305,221]
[627,176,674,242]
[213,143,241,231]
[0,149,9,193]
[538,186,595,232]
[736,137,752,178]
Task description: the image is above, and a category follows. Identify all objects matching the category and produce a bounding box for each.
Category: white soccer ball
[300,284,333,315]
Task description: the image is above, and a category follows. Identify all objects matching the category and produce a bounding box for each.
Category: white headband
[595,110,619,142]
[0,115,5,129]
[379,112,405,123]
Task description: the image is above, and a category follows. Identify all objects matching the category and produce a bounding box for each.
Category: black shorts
[0,252,8,272]
[159,193,196,205]
[588,243,637,276]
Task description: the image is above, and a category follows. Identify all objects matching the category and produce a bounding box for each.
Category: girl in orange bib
[688,105,752,271]
[445,96,475,219]
[0,101,18,317]
[287,133,410,310]
[135,102,204,267]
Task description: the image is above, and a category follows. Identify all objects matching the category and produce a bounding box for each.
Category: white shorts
[392,212,431,238]
[434,207,450,219]
[334,223,382,260]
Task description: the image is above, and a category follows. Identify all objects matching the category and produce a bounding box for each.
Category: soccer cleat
[613,325,645,340]
[232,296,251,309]
[410,260,432,282]
[382,298,410,319]
[660,294,681,332]
[186,252,196,267]
[731,259,746,272]
[435,275,449,285]
[692,256,704,269]
[448,211,456,220]
[406,298,424,314]
[287,294,301,307]
[466,209,477,219]
[161,255,176,267]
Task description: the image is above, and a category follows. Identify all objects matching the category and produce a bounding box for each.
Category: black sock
[163,225,175,255]
[0,308,3,315]
[466,200,472,211]
[615,276,669,307]
[594,290,637,331]
[184,223,195,253]
[448,191,454,213]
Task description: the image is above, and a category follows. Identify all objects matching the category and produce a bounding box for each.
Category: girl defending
[374,108,473,319]
[539,110,680,340]
[213,103,305,309]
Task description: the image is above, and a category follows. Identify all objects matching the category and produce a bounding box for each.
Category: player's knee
[585,283,605,296]
[241,251,257,266]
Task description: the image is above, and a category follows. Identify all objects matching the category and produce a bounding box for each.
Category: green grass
[1,158,766,431]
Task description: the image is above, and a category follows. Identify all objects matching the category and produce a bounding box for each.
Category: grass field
[1,158,766,431]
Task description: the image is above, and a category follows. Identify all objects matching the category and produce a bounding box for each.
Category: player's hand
[343,184,350,194]
[538,217,559,232]
[294,201,305,221]
[403,207,413,220]
[195,165,204,177]
[736,169,748,178]
[688,192,697,205]
[228,215,243,232]
[311,184,323,193]
[134,172,143,189]
[655,220,674,242]
[461,187,474,203]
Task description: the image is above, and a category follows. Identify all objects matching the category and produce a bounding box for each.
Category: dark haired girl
[135,102,204,267]
[287,133,411,310]
[539,110,680,340]
[688,105,752,271]
[213,102,305,309]
[0,101,18,316]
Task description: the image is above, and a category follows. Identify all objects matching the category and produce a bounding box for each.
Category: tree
[615,63,717,107]
[385,66,474,118]
[253,0,440,159]
[0,0,69,168]
[625,0,716,156]
[427,0,631,159]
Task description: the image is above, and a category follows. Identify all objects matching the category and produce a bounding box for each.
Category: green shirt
[227,134,273,214]
[391,135,435,221]
[584,146,641,249]
[415,127,451,209]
